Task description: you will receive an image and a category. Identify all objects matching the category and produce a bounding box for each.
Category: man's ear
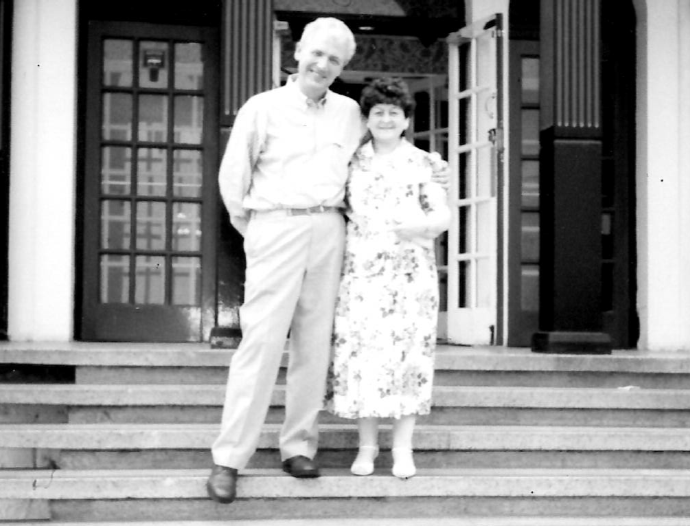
[294,42,302,62]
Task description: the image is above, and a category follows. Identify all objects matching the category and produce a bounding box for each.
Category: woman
[325,77,451,479]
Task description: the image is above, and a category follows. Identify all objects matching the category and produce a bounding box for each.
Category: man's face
[295,31,348,98]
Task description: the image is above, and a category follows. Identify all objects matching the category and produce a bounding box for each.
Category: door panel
[80,22,218,342]
[446,15,505,345]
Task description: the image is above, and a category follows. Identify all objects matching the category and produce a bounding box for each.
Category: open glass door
[408,76,450,340]
[446,14,505,345]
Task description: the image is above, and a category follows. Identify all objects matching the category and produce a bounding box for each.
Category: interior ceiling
[276,0,464,45]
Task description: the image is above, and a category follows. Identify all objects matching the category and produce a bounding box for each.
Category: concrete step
[3,383,689,409]
[6,383,690,427]
[5,423,690,471]
[6,519,690,526]
[4,468,690,520]
[5,343,690,389]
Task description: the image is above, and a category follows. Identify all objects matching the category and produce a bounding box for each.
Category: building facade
[1,0,689,352]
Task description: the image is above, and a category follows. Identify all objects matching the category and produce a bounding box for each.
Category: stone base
[531,331,612,355]
[209,326,242,349]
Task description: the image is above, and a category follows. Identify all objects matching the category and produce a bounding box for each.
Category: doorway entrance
[79,20,219,342]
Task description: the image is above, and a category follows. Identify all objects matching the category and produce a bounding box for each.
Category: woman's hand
[428,152,450,190]
[389,218,433,241]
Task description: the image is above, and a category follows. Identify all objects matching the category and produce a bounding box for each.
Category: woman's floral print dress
[325,140,440,419]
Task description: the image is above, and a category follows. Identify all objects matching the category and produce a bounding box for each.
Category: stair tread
[3,423,690,450]
[4,342,690,373]
[4,467,690,500]
[6,518,690,526]
[3,384,689,409]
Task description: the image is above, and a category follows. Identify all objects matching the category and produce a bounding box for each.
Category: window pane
[458,151,470,200]
[102,93,132,141]
[135,256,165,305]
[172,202,201,252]
[173,149,202,198]
[101,200,131,250]
[458,205,470,254]
[458,260,469,308]
[138,94,168,143]
[602,213,614,259]
[100,254,130,303]
[103,39,133,88]
[137,148,167,197]
[521,57,540,104]
[521,264,539,311]
[139,41,169,89]
[476,202,492,253]
[174,96,203,144]
[172,256,200,305]
[521,160,540,208]
[521,109,540,156]
[101,146,131,195]
[175,43,203,90]
[521,212,540,262]
[476,145,492,197]
[136,201,166,251]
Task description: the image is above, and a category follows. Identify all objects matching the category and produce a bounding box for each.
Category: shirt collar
[286,74,328,108]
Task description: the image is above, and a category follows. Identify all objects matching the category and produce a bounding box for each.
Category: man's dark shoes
[207,465,238,504]
[282,455,321,478]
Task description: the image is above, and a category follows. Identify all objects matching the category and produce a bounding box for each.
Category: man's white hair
[299,17,357,64]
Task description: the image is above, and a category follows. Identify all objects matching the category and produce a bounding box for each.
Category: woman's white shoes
[391,447,416,479]
[351,445,379,476]
[350,446,416,478]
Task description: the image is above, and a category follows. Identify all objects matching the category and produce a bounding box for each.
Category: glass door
[80,21,219,342]
[446,14,505,345]
[408,75,450,340]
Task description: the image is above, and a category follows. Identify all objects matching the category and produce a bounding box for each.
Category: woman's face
[366,103,410,145]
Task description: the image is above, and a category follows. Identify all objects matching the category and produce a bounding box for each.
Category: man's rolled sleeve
[218,99,262,237]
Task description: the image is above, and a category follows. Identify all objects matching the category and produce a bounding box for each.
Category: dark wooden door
[80,21,219,342]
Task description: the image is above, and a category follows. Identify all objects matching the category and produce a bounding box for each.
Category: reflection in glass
[173,149,202,197]
[139,41,169,89]
[521,265,539,311]
[136,201,166,251]
[101,200,131,250]
[173,203,201,252]
[135,256,165,305]
[100,254,130,303]
[521,57,540,104]
[137,148,167,197]
[521,160,540,208]
[103,39,133,88]
[174,96,204,144]
[138,95,168,143]
[521,213,540,262]
[175,43,204,90]
[101,146,131,195]
[459,97,470,145]
[521,109,540,156]
[102,93,132,141]
[172,256,201,305]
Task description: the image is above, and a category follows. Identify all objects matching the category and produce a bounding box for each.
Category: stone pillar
[532,0,611,354]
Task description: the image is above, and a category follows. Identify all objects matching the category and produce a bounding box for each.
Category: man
[207,17,362,504]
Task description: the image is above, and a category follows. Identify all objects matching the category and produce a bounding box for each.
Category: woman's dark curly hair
[359,77,416,118]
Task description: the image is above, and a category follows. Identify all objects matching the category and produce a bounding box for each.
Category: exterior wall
[8,0,77,341]
[634,0,690,351]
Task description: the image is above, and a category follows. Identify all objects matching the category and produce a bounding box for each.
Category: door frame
[78,20,220,342]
